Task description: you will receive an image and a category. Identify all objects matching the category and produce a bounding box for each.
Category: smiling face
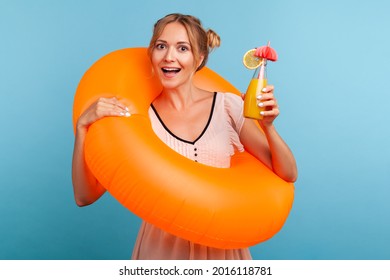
[151,22,203,90]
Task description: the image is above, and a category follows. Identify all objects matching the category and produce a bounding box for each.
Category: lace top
[131,92,252,260]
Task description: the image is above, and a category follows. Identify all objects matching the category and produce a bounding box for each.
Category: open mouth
[161,67,181,74]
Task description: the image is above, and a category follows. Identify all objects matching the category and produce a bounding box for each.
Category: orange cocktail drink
[242,42,277,120]
[244,77,267,119]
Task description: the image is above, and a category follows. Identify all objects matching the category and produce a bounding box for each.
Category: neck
[160,83,199,111]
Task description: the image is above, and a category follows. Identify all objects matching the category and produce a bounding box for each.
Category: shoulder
[216,92,245,132]
[218,91,243,101]
[217,92,243,110]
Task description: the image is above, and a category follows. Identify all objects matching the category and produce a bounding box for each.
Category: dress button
[194,153,198,157]
[194,147,197,151]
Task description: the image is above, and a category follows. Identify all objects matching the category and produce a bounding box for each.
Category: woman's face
[151,22,201,90]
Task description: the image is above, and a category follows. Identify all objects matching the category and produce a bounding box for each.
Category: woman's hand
[240,84,297,182]
[76,97,130,132]
[257,85,279,128]
[72,96,130,206]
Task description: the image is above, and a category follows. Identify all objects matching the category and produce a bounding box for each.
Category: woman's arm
[72,97,130,206]
[239,86,298,182]
[72,127,106,206]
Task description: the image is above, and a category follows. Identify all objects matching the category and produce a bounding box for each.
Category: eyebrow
[156,39,191,46]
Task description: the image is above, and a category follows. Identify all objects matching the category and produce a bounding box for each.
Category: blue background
[1,0,389,260]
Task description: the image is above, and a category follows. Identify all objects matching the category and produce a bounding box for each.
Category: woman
[72,13,297,260]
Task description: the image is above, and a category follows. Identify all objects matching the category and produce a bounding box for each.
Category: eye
[155,43,166,50]
[178,45,190,52]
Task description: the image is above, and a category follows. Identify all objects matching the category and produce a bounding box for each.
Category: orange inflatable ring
[73,48,294,249]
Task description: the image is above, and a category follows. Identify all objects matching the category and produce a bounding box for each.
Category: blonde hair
[148,13,220,71]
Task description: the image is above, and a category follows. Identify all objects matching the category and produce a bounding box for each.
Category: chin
[159,79,181,90]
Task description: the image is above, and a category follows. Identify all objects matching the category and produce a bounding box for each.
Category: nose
[164,47,175,62]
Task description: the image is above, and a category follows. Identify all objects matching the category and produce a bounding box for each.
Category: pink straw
[257,41,271,79]
[255,41,271,94]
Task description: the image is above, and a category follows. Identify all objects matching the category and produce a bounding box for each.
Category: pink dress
[131,92,252,260]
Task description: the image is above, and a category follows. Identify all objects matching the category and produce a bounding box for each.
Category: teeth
[162,67,180,73]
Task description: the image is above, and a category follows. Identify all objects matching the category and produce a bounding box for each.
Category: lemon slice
[243,49,263,69]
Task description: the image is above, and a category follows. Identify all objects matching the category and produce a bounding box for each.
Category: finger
[257,93,277,106]
[260,107,280,117]
[95,105,130,118]
[109,97,128,110]
[261,85,274,93]
[97,97,128,111]
[256,93,276,102]
[96,100,129,115]
[257,100,277,108]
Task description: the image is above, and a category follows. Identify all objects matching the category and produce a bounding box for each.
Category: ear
[197,55,205,69]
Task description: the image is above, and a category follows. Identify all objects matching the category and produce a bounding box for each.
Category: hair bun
[206,29,221,51]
